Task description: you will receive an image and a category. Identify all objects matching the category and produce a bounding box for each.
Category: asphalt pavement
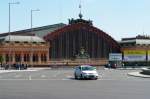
[0,68,150,99]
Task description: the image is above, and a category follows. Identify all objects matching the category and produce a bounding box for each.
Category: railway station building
[1,15,149,67]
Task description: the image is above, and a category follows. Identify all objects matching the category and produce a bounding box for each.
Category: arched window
[41,54,46,62]
[15,54,21,62]
[33,54,38,62]
[6,54,9,62]
[24,54,30,62]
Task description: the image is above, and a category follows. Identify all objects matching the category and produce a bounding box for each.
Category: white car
[74,65,99,80]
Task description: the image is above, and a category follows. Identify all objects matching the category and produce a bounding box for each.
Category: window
[33,54,38,62]
[24,54,30,62]
[15,54,21,62]
[41,54,47,62]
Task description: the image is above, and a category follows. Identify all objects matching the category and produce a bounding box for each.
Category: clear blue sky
[0,0,150,40]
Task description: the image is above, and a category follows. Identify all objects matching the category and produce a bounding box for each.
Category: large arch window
[44,23,120,60]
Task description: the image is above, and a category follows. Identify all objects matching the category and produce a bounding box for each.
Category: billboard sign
[147,50,150,61]
[123,50,146,61]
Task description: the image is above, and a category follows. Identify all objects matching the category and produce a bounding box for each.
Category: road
[0,68,150,99]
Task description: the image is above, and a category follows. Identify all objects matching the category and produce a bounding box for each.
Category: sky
[0,0,150,40]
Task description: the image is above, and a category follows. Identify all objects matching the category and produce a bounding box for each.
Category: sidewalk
[104,67,143,70]
[117,67,143,70]
[0,67,51,74]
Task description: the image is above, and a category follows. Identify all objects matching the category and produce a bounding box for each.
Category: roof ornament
[79,0,83,19]
[68,0,93,25]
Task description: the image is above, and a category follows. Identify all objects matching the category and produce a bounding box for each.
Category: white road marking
[66,75,73,78]
[41,75,46,78]
[53,71,61,77]
[15,75,21,78]
[97,79,115,81]
[62,78,71,80]
[29,76,32,80]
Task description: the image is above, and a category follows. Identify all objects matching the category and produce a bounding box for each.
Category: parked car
[74,65,99,80]
[104,63,117,69]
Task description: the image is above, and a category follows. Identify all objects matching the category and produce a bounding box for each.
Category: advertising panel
[109,53,122,61]
[123,50,146,61]
[147,50,150,61]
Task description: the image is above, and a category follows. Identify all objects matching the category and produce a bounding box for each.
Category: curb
[0,69,37,74]
[0,68,52,74]
[128,72,150,78]
[28,67,51,70]
[104,68,142,70]
[117,68,142,70]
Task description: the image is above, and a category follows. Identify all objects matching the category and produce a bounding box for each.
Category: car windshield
[81,66,96,71]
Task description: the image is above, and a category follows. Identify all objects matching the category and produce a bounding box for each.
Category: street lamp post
[8,2,20,69]
[30,9,40,67]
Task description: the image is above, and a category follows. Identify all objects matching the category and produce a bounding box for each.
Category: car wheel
[74,74,78,80]
[94,77,98,80]
[80,74,83,80]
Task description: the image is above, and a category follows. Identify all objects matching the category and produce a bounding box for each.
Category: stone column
[12,52,15,64]
[2,53,6,63]
[46,50,49,63]
[30,53,33,66]
[21,53,24,63]
[38,53,41,64]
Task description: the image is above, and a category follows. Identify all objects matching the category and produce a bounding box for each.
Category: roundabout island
[128,67,150,78]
